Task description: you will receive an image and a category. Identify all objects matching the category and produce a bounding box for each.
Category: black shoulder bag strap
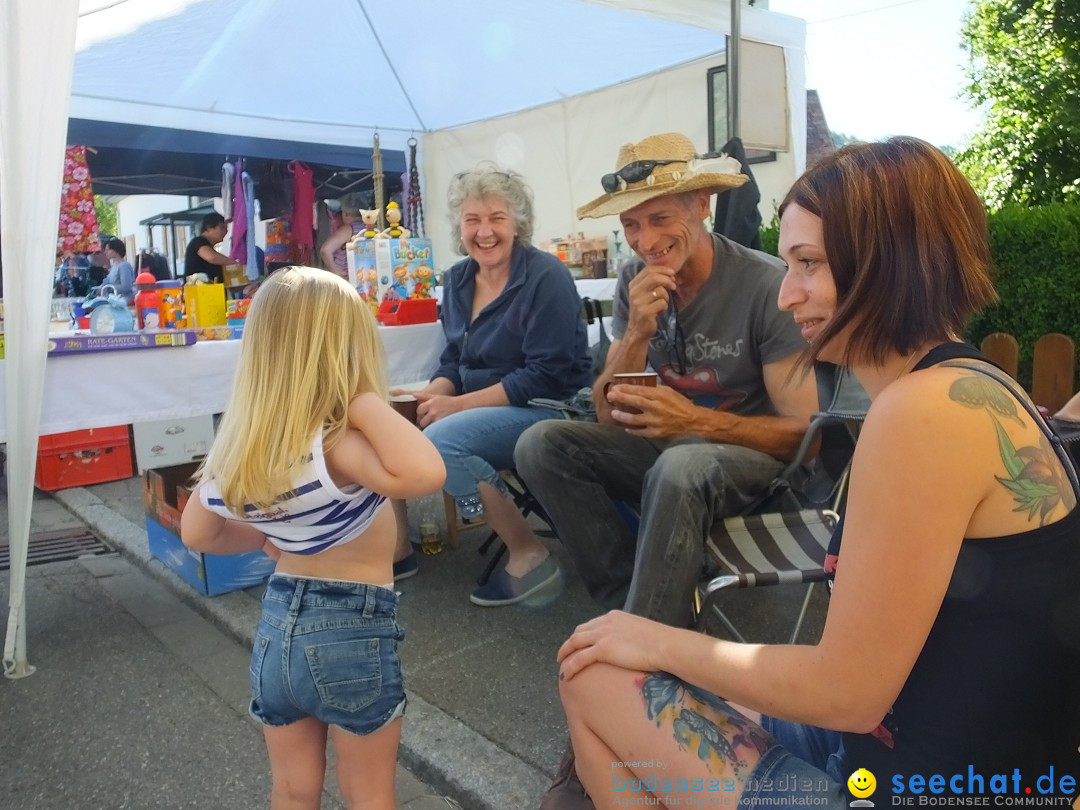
[940,359,1080,496]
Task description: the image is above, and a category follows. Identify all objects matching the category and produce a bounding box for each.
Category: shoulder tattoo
[949,373,1076,524]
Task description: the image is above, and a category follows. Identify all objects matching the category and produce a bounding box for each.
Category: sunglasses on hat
[600,159,685,193]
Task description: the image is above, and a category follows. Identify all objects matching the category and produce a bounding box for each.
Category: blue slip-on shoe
[469,555,563,607]
[393,549,420,582]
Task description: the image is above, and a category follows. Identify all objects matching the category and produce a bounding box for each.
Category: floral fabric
[58,146,101,253]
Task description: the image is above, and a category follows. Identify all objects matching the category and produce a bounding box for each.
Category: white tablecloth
[0,323,446,441]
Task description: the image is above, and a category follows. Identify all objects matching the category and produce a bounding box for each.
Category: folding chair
[696,363,870,643]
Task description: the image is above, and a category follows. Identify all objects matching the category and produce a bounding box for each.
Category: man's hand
[625,265,677,341]
[606,384,709,439]
[415,392,463,428]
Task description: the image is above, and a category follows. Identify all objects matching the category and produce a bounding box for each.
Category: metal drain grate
[0,528,113,571]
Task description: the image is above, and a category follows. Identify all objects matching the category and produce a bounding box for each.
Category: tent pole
[729,0,741,140]
[373,133,385,231]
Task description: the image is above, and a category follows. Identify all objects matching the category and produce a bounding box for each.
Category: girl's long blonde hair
[197,267,387,513]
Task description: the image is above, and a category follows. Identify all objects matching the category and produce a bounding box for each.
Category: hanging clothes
[712,136,763,250]
[230,158,248,265]
[289,160,315,265]
[58,146,101,253]
[242,169,258,281]
[221,161,236,221]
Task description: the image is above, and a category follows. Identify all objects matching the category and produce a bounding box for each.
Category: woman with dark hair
[553,138,1079,806]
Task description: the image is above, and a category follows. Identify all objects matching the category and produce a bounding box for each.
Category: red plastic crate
[35,426,135,491]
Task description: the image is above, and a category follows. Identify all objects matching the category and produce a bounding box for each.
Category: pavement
[1,474,827,810]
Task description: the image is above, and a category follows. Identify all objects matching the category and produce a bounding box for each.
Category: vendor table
[0,322,446,441]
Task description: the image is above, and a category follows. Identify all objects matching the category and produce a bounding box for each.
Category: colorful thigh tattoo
[637,672,772,779]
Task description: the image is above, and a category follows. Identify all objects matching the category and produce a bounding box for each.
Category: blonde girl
[182,267,445,810]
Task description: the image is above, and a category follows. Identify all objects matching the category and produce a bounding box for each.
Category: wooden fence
[979,332,1076,413]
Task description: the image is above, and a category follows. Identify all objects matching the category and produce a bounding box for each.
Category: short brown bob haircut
[779,136,997,367]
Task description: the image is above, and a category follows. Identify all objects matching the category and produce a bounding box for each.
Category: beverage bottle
[417,495,444,556]
[133,272,162,330]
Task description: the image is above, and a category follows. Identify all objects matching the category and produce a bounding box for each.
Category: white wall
[115,194,194,255]
[423,51,801,271]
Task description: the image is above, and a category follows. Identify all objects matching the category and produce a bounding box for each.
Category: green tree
[94,196,118,239]
[958,0,1080,209]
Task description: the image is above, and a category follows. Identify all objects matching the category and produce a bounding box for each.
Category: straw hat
[577,132,747,219]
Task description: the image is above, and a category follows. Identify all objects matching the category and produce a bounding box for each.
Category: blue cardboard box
[145,516,275,596]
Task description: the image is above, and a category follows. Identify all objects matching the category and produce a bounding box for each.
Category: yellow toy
[377,201,410,239]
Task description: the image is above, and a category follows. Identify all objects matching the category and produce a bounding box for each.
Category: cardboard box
[145,515,275,597]
[222,264,248,288]
[35,425,135,491]
[133,414,215,473]
[185,283,226,327]
[144,462,200,533]
[46,329,197,355]
[347,237,435,311]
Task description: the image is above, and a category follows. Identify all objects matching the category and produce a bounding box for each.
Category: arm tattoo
[637,672,771,778]
[949,374,1076,523]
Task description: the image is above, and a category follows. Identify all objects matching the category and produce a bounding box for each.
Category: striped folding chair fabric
[703,508,838,590]
[695,362,867,644]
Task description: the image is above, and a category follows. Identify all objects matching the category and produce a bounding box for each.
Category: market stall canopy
[71,0,733,154]
[67,119,403,197]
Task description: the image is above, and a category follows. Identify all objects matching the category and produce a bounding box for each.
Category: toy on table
[358,209,380,240]
[134,272,162,330]
[376,202,410,239]
[83,285,135,334]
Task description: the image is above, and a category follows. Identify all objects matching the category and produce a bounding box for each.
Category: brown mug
[603,372,658,415]
[389,394,420,425]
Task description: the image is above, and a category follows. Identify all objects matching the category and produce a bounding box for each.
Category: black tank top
[837,344,1080,792]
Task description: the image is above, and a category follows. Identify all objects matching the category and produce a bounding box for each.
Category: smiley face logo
[848,768,877,799]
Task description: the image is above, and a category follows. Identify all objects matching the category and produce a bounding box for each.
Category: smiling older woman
[390,165,592,607]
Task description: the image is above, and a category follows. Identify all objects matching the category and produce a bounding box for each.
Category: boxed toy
[347,237,435,315]
[47,329,198,355]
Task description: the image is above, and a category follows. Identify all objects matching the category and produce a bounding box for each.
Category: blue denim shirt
[434,243,590,407]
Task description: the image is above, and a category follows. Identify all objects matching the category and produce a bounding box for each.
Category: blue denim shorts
[736,716,848,808]
[248,575,406,736]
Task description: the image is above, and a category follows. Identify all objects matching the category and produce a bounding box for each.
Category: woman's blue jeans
[422,404,563,520]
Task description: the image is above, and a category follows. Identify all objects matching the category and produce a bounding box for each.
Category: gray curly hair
[447,164,535,254]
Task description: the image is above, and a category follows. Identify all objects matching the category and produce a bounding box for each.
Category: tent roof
[71,0,739,153]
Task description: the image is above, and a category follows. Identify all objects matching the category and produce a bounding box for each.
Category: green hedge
[754,203,1080,390]
[966,203,1080,390]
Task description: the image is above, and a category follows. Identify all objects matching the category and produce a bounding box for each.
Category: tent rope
[406,137,425,237]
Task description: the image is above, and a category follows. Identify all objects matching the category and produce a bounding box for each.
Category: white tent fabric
[71,0,740,154]
[1,0,81,677]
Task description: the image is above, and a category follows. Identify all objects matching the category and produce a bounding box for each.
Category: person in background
[389,165,592,607]
[184,212,232,284]
[554,137,1079,807]
[56,260,88,298]
[87,249,109,287]
[181,267,446,810]
[102,238,135,303]
[319,194,364,281]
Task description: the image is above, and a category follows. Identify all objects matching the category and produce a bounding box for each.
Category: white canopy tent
[3,0,805,674]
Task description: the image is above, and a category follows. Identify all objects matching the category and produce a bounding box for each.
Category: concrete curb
[52,486,550,810]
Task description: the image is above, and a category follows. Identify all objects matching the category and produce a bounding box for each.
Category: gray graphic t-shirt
[611,234,805,417]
